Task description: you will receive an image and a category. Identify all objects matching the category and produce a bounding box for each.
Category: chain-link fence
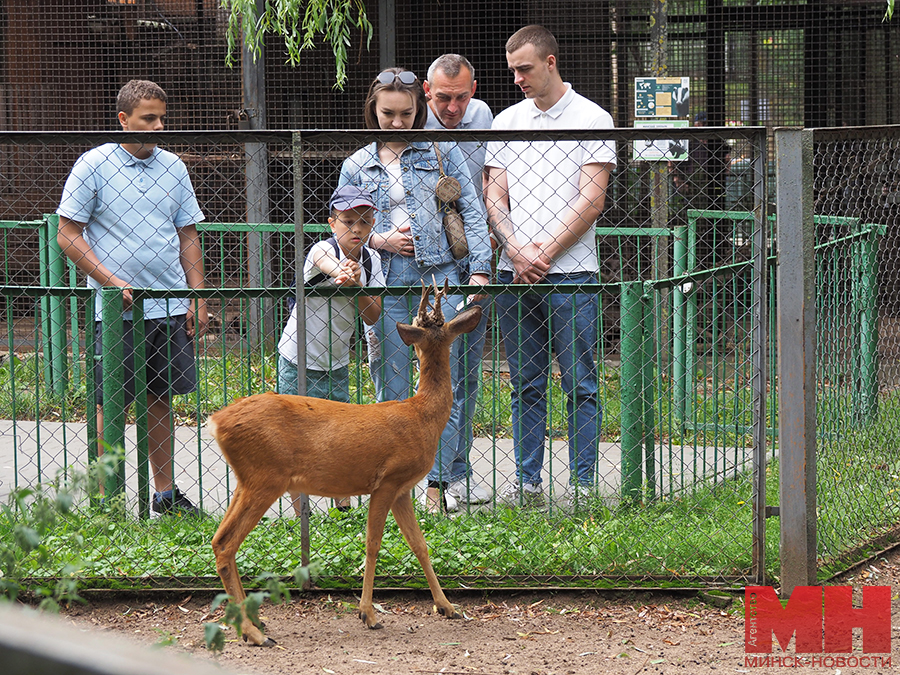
[810,126,900,577]
[0,127,781,590]
[3,2,899,134]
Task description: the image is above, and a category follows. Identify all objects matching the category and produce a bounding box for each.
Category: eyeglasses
[376,70,418,86]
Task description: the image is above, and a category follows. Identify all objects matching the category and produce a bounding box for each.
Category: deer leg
[212,482,284,646]
[358,489,396,629]
[390,490,460,620]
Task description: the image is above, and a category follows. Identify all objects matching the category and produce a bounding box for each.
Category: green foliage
[0,446,123,608]
[222,0,373,90]
[202,563,316,651]
[203,620,225,652]
[886,0,895,21]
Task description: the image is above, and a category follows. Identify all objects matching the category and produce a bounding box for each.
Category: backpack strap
[306,237,340,287]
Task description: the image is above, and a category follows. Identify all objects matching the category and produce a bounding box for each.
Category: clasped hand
[378,224,415,256]
[333,259,363,286]
[511,242,552,284]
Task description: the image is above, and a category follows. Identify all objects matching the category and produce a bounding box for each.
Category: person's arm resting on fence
[57,215,134,308]
[178,224,208,338]
[310,245,382,326]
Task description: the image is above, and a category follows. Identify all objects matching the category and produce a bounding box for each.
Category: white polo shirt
[486,84,616,274]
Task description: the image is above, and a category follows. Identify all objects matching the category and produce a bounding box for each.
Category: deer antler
[431,275,446,324]
[416,282,431,325]
[414,278,449,328]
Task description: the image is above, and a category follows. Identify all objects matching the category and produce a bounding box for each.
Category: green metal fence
[1,126,894,594]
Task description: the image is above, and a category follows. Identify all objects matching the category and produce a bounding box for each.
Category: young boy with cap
[277,185,385,512]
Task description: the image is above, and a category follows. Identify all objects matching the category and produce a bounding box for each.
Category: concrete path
[0,419,757,517]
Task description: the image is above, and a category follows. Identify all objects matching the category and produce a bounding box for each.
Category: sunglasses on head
[376,70,418,86]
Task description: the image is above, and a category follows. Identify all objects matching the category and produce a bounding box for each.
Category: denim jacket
[338,141,492,276]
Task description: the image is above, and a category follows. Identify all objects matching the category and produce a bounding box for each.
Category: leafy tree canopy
[223,0,373,90]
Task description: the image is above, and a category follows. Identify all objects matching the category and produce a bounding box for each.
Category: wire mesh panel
[2,2,898,135]
[812,126,900,577]
[0,127,772,590]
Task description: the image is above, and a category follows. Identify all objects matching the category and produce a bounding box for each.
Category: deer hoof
[358,609,384,629]
[438,604,461,619]
[260,637,277,647]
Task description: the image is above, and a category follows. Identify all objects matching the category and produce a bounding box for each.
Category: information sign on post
[632,119,690,162]
[635,76,690,118]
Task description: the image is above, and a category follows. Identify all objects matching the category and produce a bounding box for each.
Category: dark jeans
[495,271,602,486]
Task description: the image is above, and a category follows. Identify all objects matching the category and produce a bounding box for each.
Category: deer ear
[396,322,427,346]
[447,305,483,337]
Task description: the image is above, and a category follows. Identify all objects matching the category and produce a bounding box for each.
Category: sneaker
[424,487,459,514]
[151,486,201,518]
[446,479,491,504]
[500,480,544,507]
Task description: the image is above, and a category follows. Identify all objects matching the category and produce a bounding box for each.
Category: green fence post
[854,224,882,424]
[642,283,656,502]
[672,214,697,425]
[44,215,69,397]
[672,222,688,423]
[38,219,54,395]
[620,281,644,502]
[132,296,150,518]
[101,287,127,498]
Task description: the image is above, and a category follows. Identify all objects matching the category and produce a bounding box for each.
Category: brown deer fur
[208,281,482,646]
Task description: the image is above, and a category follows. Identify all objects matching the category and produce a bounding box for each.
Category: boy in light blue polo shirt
[57,79,207,517]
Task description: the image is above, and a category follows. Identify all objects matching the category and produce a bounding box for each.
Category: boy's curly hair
[116,80,167,116]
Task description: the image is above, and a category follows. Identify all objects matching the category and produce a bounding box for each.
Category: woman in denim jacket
[338,68,491,513]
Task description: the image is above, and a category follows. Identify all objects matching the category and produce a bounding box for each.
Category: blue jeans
[447,295,490,483]
[495,271,602,487]
[278,355,350,402]
[369,254,464,483]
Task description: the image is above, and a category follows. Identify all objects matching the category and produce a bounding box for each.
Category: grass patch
[2,352,899,589]
[1,473,774,589]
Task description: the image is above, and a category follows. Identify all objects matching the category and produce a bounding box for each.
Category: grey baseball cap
[329,185,376,211]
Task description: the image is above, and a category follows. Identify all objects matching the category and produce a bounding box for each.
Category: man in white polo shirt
[423,54,494,511]
[485,25,616,507]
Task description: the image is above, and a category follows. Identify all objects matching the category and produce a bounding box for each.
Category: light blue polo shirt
[57,143,205,321]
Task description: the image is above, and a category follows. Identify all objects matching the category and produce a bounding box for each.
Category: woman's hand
[371,224,415,256]
[466,272,490,304]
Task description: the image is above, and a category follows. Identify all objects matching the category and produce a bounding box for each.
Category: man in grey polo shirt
[423,54,494,511]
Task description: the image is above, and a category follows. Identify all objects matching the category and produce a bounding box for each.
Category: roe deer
[208,281,482,646]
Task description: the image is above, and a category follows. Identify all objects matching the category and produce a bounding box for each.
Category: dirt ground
[59,549,900,675]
